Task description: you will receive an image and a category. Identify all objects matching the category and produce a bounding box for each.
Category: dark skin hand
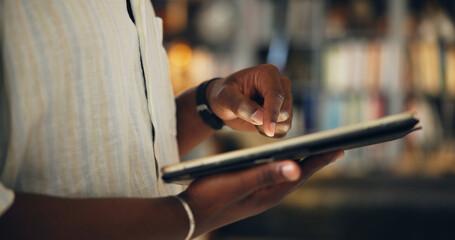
[207,64,292,137]
[182,151,344,237]
[0,64,345,239]
[177,64,293,156]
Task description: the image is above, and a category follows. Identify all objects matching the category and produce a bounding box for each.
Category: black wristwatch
[196,78,224,130]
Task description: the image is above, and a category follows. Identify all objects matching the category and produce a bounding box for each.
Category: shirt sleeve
[0,182,14,216]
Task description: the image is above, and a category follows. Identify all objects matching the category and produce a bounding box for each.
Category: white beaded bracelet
[174,195,195,240]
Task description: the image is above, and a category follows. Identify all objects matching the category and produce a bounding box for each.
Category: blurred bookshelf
[153,0,455,238]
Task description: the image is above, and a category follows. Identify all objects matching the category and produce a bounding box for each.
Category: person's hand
[180,150,345,237]
[207,64,292,137]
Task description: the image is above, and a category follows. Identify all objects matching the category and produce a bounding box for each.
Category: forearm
[0,193,190,240]
[0,154,343,240]
[176,86,216,157]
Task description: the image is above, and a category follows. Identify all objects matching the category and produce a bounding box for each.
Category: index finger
[262,90,284,137]
[260,68,286,137]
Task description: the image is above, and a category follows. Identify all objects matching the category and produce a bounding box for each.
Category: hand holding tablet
[163,112,421,184]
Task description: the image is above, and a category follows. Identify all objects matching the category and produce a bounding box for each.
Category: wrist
[173,195,195,240]
[205,77,222,111]
[196,78,224,130]
[178,192,214,238]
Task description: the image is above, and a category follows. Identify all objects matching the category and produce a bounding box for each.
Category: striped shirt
[0,0,182,216]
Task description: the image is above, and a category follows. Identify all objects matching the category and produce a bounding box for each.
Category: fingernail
[250,110,263,125]
[278,111,290,122]
[265,122,276,137]
[281,164,299,181]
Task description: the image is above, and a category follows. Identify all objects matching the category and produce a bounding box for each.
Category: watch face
[195,0,238,45]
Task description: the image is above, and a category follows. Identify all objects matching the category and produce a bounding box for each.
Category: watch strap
[196,78,224,130]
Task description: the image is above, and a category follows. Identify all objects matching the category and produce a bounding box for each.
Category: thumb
[233,160,301,197]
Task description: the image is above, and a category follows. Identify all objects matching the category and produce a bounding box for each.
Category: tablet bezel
[162,112,420,184]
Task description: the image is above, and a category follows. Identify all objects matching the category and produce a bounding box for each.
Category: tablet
[162,112,421,184]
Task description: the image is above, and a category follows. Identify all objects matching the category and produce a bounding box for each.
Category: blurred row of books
[322,40,455,96]
[409,41,455,96]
